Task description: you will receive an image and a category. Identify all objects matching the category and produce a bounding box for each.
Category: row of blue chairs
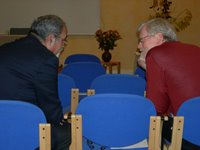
[70,95,200,150]
[61,62,106,93]
[64,54,101,65]
[62,54,153,149]
[1,54,198,149]
[1,95,200,149]
[58,73,146,113]
[64,54,146,79]
[62,54,147,93]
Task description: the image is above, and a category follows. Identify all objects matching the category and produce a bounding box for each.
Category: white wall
[0,0,99,35]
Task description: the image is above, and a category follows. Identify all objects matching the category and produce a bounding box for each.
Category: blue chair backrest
[58,73,76,112]
[134,66,146,79]
[61,62,106,93]
[177,96,200,146]
[91,74,146,96]
[64,54,101,65]
[0,100,46,150]
[76,94,156,149]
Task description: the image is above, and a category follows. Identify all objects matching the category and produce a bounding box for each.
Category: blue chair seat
[0,100,49,150]
[75,94,156,149]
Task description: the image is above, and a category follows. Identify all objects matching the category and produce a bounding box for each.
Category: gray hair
[137,18,177,41]
[30,15,66,40]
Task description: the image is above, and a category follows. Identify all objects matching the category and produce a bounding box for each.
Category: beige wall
[60,0,200,74]
[60,0,148,74]
[1,0,200,73]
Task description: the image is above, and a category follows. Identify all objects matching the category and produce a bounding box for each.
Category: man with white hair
[137,18,200,149]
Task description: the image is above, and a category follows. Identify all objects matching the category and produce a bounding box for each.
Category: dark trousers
[162,117,200,150]
[51,122,71,150]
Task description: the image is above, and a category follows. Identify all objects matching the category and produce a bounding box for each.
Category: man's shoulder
[147,42,181,64]
[149,41,194,57]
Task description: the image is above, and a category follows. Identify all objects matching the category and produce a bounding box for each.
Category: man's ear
[51,38,56,46]
[43,34,56,50]
[47,34,56,46]
[155,32,165,44]
[156,32,164,40]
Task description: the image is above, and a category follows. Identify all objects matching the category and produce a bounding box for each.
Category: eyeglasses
[56,35,68,45]
[138,35,154,44]
[60,36,68,44]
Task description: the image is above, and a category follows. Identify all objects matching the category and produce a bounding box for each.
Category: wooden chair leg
[70,115,82,150]
[87,89,95,96]
[39,123,51,150]
[168,117,184,150]
[71,88,79,114]
[161,116,184,150]
[148,116,162,150]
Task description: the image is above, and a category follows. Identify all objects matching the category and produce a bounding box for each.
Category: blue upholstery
[134,66,146,79]
[64,54,101,65]
[76,94,156,149]
[177,96,200,146]
[58,73,76,112]
[61,62,106,93]
[0,100,47,150]
[90,74,146,96]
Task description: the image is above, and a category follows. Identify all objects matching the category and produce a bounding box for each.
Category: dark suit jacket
[0,34,63,124]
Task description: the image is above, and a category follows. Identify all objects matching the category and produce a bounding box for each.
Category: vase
[102,50,112,62]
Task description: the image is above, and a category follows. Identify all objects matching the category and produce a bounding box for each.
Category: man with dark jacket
[0,15,70,150]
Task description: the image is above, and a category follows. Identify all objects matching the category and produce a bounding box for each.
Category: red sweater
[146,41,200,115]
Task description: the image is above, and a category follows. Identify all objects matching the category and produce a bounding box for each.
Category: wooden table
[101,61,121,74]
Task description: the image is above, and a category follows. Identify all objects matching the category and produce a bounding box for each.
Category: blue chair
[177,97,200,147]
[0,100,50,150]
[64,54,101,65]
[134,66,146,80]
[61,62,106,93]
[58,73,78,113]
[89,74,146,96]
[71,94,160,150]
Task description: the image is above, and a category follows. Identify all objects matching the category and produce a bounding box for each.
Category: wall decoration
[149,0,192,32]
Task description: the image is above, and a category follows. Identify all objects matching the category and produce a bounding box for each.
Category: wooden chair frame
[87,89,146,97]
[70,115,82,150]
[149,116,162,150]
[70,115,162,150]
[39,123,51,150]
[66,88,95,116]
[163,116,184,150]
[87,89,95,96]
[70,88,79,114]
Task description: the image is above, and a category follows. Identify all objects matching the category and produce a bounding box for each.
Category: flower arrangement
[149,0,192,32]
[95,29,121,51]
